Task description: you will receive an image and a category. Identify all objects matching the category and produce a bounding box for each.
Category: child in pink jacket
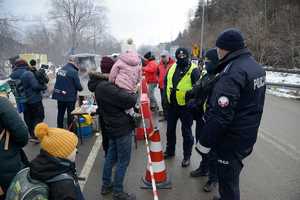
[109,51,141,115]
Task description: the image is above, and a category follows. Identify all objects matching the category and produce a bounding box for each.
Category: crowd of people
[0,28,266,200]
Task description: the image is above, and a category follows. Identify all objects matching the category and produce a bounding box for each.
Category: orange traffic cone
[141,128,172,189]
[135,93,154,140]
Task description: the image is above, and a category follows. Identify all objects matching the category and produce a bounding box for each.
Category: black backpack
[32,68,49,85]
[7,79,27,103]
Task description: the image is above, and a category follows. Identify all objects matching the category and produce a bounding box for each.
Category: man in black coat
[88,72,137,200]
[198,28,266,200]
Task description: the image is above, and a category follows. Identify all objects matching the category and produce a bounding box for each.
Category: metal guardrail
[264,67,300,75]
[266,82,300,89]
[263,67,300,90]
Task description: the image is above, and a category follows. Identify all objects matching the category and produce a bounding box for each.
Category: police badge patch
[218,96,229,108]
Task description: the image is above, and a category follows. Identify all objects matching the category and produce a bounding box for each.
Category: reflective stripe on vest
[166,63,197,106]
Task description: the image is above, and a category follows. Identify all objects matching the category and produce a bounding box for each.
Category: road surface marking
[259,128,300,161]
[79,135,102,190]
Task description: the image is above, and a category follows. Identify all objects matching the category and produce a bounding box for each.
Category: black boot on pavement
[212,195,221,200]
[101,184,113,195]
[163,151,175,159]
[203,181,217,192]
[181,158,190,167]
[113,192,136,200]
[190,165,208,177]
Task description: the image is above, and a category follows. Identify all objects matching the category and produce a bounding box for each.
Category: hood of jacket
[30,150,75,181]
[119,51,140,67]
[10,65,28,79]
[88,72,109,92]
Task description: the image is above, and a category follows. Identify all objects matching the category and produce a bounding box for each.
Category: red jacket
[143,60,158,84]
[157,58,175,89]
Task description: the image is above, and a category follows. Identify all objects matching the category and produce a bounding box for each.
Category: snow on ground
[266,71,300,99]
[266,71,300,85]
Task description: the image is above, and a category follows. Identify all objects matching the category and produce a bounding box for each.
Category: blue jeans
[102,133,132,193]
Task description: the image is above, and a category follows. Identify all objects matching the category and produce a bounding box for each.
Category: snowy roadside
[266,71,300,99]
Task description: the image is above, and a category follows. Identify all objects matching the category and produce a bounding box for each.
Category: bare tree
[169,0,300,68]
[49,0,106,53]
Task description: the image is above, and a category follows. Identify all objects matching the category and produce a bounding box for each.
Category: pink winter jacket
[109,51,141,93]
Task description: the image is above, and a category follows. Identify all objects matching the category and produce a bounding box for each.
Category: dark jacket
[52,63,83,102]
[10,65,28,80]
[21,70,46,104]
[0,96,29,192]
[200,48,266,159]
[10,64,46,104]
[30,150,81,200]
[9,65,28,103]
[187,72,220,115]
[88,72,137,138]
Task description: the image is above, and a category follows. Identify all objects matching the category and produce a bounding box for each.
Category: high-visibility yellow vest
[166,63,197,106]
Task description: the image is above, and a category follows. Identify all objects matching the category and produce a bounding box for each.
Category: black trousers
[23,101,45,138]
[57,101,76,128]
[160,89,168,119]
[195,115,218,182]
[217,156,243,200]
[166,105,194,159]
[99,115,109,155]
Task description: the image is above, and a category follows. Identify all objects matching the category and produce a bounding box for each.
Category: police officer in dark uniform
[187,48,220,192]
[197,28,266,200]
[163,48,200,167]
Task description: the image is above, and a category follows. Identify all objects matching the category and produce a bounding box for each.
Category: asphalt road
[24,94,300,200]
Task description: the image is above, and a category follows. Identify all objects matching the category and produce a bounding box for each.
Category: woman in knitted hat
[0,80,29,200]
[29,123,84,200]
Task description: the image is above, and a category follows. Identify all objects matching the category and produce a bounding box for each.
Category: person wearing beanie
[9,59,29,113]
[215,28,245,60]
[30,123,84,200]
[186,48,220,193]
[157,50,175,120]
[121,38,136,53]
[197,29,266,200]
[109,51,141,118]
[101,56,116,74]
[9,59,46,142]
[52,56,83,129]
[163,47,200,167]
[143,51,159,111]
[88,64,137,200]
[0,80,29,200]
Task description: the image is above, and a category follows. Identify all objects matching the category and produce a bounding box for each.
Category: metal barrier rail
[266,82,300,89]
[264,67,300,75]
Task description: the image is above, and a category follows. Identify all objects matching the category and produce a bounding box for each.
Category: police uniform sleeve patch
[218,96,230,108]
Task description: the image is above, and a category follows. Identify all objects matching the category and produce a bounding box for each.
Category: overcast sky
[2,0,198,47]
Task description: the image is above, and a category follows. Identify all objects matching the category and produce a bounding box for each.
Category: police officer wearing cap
[197,28,266,200]
[163,47,200,167]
